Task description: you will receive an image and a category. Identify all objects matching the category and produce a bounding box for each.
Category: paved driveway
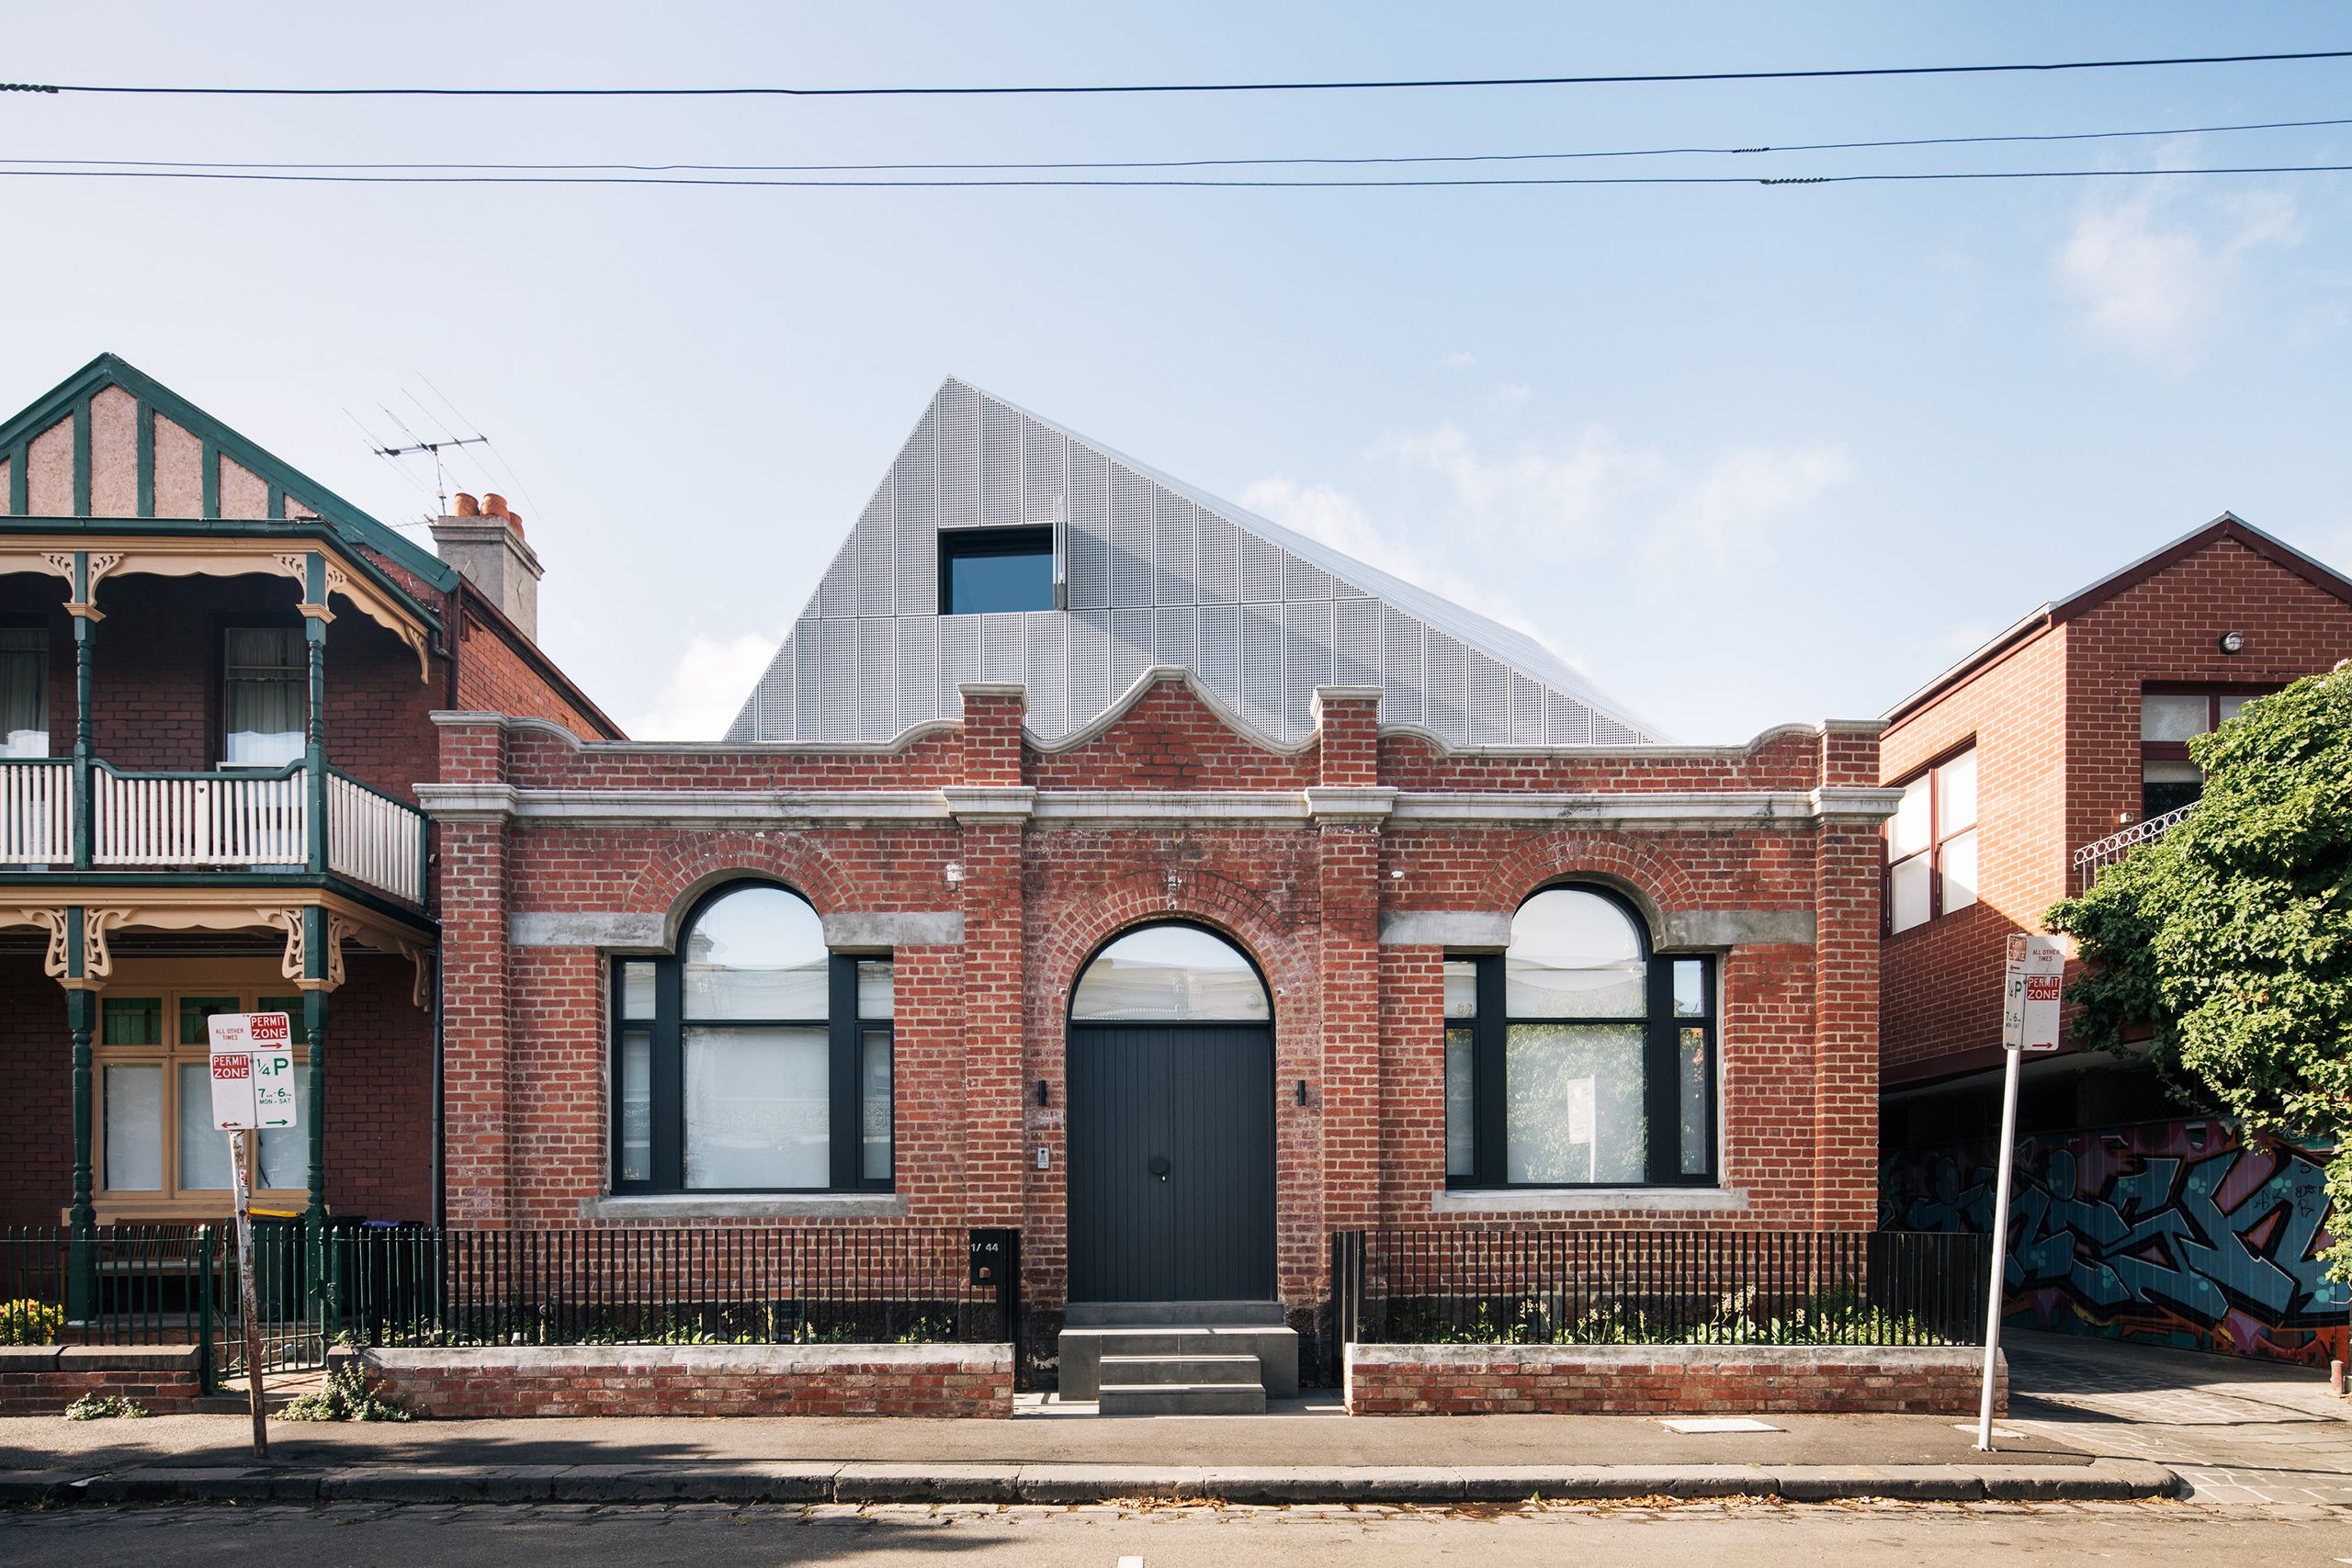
[2005,1328,2352,1505]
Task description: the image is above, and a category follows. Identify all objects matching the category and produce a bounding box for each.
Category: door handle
[1148,1154,1170,1181]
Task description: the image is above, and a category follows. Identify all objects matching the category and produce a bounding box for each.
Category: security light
[2218,630,2245,654]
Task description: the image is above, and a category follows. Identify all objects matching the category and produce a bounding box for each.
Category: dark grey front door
[1066,1023,1276,1303]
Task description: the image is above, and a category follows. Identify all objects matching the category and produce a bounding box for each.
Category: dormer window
[938,526,1054,615]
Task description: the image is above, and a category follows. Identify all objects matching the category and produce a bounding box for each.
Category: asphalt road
[3,1501,2348,1567]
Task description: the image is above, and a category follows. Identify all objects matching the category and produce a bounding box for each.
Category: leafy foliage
[0,1299,62,1347]
[63,1393,148,1420]
[278,1359,413,1423]
[2048,666,2352,1280]
[1399,1286,1951,1347]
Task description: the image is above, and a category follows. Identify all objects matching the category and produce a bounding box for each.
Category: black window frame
[608,883,894,1195]
[937,525,1055,615]
[1443,885,1719,1190]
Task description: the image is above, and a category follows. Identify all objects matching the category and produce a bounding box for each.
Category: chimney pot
[454,491,480,517]
[481,492,509,519]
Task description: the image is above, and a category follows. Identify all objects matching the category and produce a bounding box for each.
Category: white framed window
[1887,745,1977,934]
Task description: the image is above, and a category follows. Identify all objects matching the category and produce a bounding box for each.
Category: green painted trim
[70,397,90,516]
[0,517,443,638]
[134,400,154,518]
[6,441,24,515]
[66,982,96,1315]
[267,480,285,519]
[93,757,304,782]
[198,434,219,519]
[301,977,330,1308]
[0,352,458,592]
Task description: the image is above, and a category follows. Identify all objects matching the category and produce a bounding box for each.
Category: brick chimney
[432,491,545,642]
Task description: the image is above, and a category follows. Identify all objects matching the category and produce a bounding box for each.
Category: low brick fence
[1344,1343,2001,1416]
[0,1345,205,1416]
[348,1342,1014,1418]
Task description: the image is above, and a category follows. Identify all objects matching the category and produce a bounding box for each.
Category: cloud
[620,629,781,739]
[1490,382,1534,410]
[2058,186,2302,364]
[1432,350,1476,374]
[1238,475,1584,666]
[1374,422,1853,566]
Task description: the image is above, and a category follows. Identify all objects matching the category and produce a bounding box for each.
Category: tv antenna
[370,428,490,515]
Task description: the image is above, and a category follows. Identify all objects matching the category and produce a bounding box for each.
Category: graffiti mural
[1881,1117,2347,1366]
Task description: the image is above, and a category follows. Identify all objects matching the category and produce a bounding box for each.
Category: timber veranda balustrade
[0,761,424,907]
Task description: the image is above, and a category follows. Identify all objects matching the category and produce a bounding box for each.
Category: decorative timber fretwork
[0,891,434,1008]
[0,537,432,679]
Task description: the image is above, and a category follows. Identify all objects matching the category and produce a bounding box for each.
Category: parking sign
[207,1012,298,1130]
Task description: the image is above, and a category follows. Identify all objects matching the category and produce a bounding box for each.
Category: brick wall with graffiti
[1881,1116,2347,1366]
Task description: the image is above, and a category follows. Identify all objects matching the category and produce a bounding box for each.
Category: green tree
[2046,664,2352,1281]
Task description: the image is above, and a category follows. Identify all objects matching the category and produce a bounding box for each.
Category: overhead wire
[4,113,2347,177]
[0,164,2345,189]
[5,47,2350,98]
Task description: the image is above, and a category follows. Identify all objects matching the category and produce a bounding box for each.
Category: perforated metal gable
[723,379,1666,747]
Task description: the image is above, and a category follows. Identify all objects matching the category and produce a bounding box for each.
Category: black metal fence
[341,1225,1018,1351]
[1332,1228,1987,1361]
[0,1223,1023,1391]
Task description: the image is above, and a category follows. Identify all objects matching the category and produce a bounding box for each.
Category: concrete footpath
[0,1401,2175,1506]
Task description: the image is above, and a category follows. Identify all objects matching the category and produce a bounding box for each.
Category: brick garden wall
[351,1343,1013,1418]
[0,1346,204,1416]
[1343,1342,2001,1416]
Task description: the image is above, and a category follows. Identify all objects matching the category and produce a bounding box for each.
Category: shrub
[63,1393,147,1420]
[278,1360,413,1423]
[0,1299,62,1347]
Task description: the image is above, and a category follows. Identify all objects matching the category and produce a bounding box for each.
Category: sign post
[1976,934,2064,1451]
[209,1012,296,1461]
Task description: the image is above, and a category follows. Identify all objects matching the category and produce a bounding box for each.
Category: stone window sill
[1431,1186,1749,1214]
[581,1192,909,1222]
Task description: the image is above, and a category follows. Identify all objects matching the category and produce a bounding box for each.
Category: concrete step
[1066,1301,1287,1327]
[1097,1353,1262,1388]
[1058,1325,1299,1400]
[1098,1381,1269,1416]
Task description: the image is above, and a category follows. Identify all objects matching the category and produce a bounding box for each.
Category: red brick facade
[432,671,1893,1324]
[1881,524,2352,1089]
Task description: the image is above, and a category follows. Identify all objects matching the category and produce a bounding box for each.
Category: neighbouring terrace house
[1875,515,2352,1364]
[424,378,1908,1405]
[0,354,614,1318]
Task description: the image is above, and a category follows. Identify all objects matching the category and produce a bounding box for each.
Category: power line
[6,114,2348,177]
[0,163,2346,190]
[6,48,2351,99]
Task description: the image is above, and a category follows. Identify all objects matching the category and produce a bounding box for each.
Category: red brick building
[1876,514,2352,1361]
[0,353,614,1257]
[423,381,1900,1374]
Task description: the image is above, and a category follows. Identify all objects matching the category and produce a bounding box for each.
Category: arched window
[1442,886,1716,1189]
[610,884,895,1193]
[1071,922,1271,1022]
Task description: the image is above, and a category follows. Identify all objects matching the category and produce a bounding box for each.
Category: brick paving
[2005,1329,2352,1506]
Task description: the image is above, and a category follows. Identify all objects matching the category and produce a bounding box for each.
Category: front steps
[1058,1302,1297,1415]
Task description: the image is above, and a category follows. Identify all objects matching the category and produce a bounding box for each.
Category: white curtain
[223,627,305,766]
[0,628,47,758]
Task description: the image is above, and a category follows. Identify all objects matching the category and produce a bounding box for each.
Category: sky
[6,4,2350,743]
